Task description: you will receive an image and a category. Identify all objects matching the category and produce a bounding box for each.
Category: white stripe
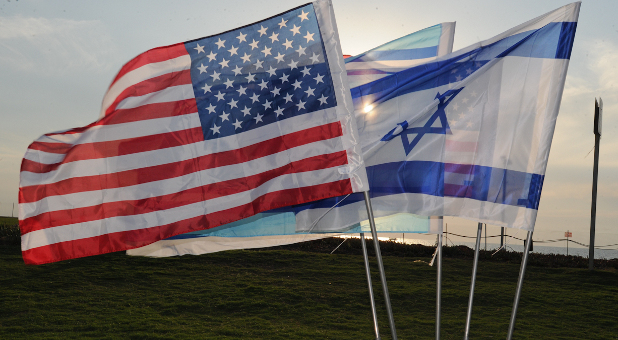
[345,57,435,71]
[100,55,192,117]
[34,133,83,145]
[21,167,348,251]
[20,136,345,218]
[437,22,456,57]
[115,84,195,111]
[23,114,201,165]
[21,108,341,187]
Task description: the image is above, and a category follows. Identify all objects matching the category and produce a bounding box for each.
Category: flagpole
[463,222,483,340]
[363,191,397,340]
[436,232,443,340]
[507,231,533,340]
[360,233,381,339]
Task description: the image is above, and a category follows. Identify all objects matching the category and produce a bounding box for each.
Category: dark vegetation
[1,218,617,339]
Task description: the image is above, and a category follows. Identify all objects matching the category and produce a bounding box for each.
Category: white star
[241,106,251,116]
[283,93,293,103]
[468,106,474,112]
[219,58,229,68]
[304,87,315,97]
[253,59,264,70]
[298,10,309,21]
[274,106,284,116]
[292,79,302,90]
[201,83,212,94]
[232,119,243,130]
[309,53,320,63]
[466,68,473,75]
[461,97,469,104]
[318,94,328,105]
[453,103,459,111]
[207,51,217,61]
[274,52,285,63]
[301,66,311,77]
[228,98,238,109]
[467,121,473,128]
[220,111,230,122]
[258,25,268,36]
[471,91,478,97]
[455,75,462,82]
[288,59,299,70]
[296,100,306,110]
[290,24,301,36]
[215,38,226,49]
[211,70,221,81]
[475,62,482,68]
[296,45,306,56]
[278,18,288,28]
[280,73,290,83]
[237,86,247,96]
[250,93,260,103]
[228,45,238,56]
[211,124,221,134]
[451,69,458,74]
[314,73,324,84]
[270,86,280,96]
[223,78,234,89]
[214,91,225,101]
[249,39,259,50]
[262,99,272,109]
[245,73,256,82]
[194,43,205,53]
[198,63,208,74]
[254,113,263,123]
[261,46,272,57]
[459,112,465,119]
[304,31,314,43]
[269,32,279,43]
[240,53,251,63]
[232,65,243,76]
[282,39,293,50]
[237,31,247,43]
[258,79,268,90]
[266,66,277,77]
[206,103,216,113]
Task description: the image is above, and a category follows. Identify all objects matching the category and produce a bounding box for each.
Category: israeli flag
[297,2,580,233]
[128,23,455,257]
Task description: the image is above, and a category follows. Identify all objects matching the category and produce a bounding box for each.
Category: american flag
[18,1,366,265]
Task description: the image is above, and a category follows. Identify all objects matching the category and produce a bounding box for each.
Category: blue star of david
[381,87,464,155]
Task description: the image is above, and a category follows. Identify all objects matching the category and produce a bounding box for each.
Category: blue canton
[184,4,337,140]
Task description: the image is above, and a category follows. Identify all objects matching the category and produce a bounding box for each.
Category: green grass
[1,241,616,339]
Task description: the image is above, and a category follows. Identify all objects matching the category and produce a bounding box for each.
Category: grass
[1,238,617,339]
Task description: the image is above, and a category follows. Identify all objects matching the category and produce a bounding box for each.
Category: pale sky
[1,0,616,249]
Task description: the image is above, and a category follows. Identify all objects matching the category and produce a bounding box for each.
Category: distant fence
[442,232,618,251]
[0,202,16,218]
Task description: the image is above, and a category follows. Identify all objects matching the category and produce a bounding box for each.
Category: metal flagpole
[436,232,443,340]
[363,191,398,340]
[507,231,533,340]
[360,233,381,340]
[589,97,602,270]
[463,222,483,340]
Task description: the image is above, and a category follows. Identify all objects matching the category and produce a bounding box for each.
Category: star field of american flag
[184,3,337,140]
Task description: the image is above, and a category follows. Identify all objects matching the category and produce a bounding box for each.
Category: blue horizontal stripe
[291,161,545,213]
[347,46,438,62]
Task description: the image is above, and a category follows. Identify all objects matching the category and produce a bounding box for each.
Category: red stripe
[445,140,477,152]
[29,99,198,155]
[105,69,193,116]
[21,151,349,234]
[21,179,353,265]
[20,122,344,203]
[444,163,474,174]
[21,127,205,174]
[109,43,188,88]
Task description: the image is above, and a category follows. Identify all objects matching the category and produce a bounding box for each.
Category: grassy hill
[1,239,616,339]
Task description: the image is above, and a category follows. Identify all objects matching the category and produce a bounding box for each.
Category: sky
[0,0,616,249]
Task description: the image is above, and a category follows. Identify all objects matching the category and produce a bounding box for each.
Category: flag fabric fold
[128,22,457,258]
[19,0,368,265]
[296,2,580,233]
